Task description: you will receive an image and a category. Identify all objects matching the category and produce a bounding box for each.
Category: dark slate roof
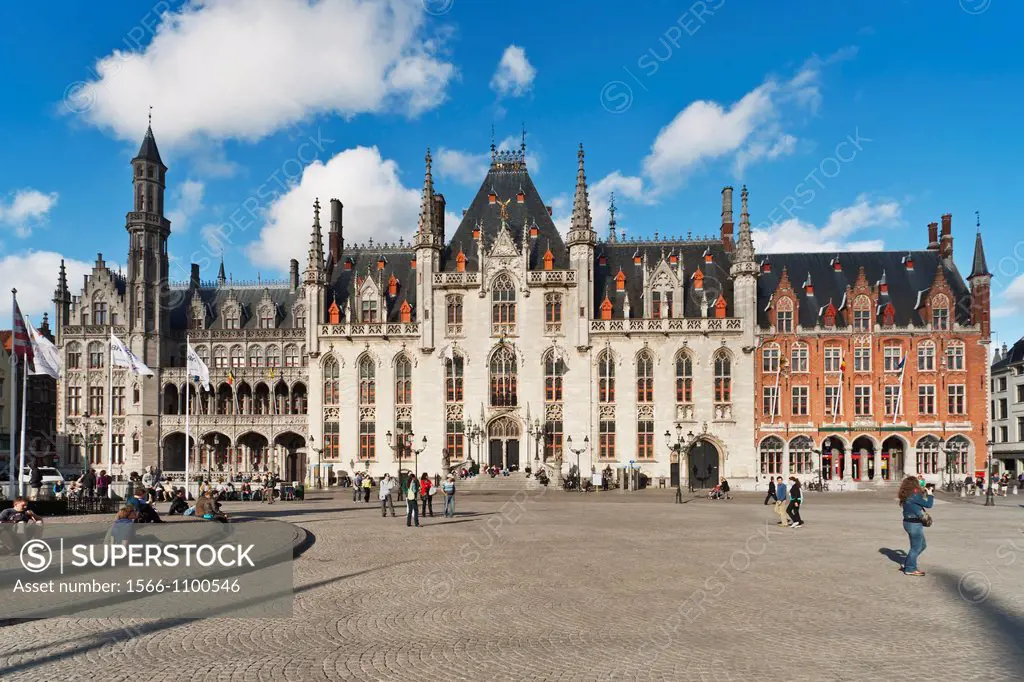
[328,247,417,323]
[444,152,567,271]
[134,126,165,167]
[969,230,991,279]
[993,337,1024,372]
[168,284,302,331]
[757,251,971,328]
[594,240,735,318]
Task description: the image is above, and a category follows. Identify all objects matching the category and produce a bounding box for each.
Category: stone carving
[545,403,563,421]
[446,403,464,420]
[676,404,695,421]
[637,404,654,420]
[599,405,615,420]
[359,407,376,421]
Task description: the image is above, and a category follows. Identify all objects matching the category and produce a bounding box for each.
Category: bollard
[1013,485,1018,496]
[960,487,965,498]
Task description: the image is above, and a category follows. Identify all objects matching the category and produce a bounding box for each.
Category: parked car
[21,467,66,486]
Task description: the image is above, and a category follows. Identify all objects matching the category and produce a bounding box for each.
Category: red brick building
[754,215,991,486]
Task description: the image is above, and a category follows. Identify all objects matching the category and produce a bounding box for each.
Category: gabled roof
[757,251,971,328]
[328,246,417,323]
[168,283,302,331]
[993,337,1024,371]
[444,150,567,271]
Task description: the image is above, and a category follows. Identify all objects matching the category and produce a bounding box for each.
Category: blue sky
[1,0,1022,347]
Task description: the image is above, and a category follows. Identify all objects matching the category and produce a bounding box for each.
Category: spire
[734,185,755,263]
[608,192,618,242]
[969,212,990,280]
[217,255,226,286]
[56,258,68,296]
[415,148,441,249]
[304,198,326,285]
[568,143,595,246]
[133,116,165,167]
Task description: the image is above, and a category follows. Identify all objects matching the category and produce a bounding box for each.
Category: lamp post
[665,424,696,501]
[465,420,481,472]
[565,435,589,491]
[527,417,545,473]
[386,429,408,498]
[411,435,427,479]
[308,434,323,489]
[985,439,995,507]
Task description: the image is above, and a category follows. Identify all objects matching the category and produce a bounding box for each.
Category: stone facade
[991,337,1024,475]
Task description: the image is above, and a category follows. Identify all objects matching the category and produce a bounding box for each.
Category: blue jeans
[903,520,927,572]
[443,494,455,517]
[406,500,419,526]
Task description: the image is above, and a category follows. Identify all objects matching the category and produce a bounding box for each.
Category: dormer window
[542,247,554,271]
[761,260,772,274]
[388,275,399,297]
[614,270,626,292]
[823,305,836,329]
[882,303,895,326]
[598,255,607,266]
[633,253,642,266]
[831,256,842,272]
[669,253,678,265]
[377,256,386,271]
[259,309,275,329]
[517,189,525,204]
[399,301,412,324]
[488,191,497,204]
[704,249,713,264]
[529,224,539,238]
[931,295,949,330]
[455,251,466,273]
[693,268,704,291]
[472,225,481,240]
[361,299,378,323]
[327,301,340,325]
[344,259,353,271]
[714,294,727,319]
[776,297,794,332]
[651,290,673,319]
[600,296,613,321]
[852,295,871,332]
[903,254,914,271]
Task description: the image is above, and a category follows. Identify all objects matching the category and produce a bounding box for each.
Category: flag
[26,317,60,379]
[840,360,847,374]
[226,371,235,386]
[110,332,155,376]
[186,340,211,390]
[11,300,33,366]
[896,356,906,371]
[268,367,276,380]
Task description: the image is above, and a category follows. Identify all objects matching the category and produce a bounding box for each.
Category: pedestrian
[81,468,96,497]
[720,477,731,500]
[442,474,456,517]
[362,475,372,503]
[353,472,363,502]
[786,476,803,527]
[764,477,777,505]
[379,473,397,517]
[405,474,420,527]
[420,473,434,517]
[96,469,110,498]
[773,476,789,526]
[675,481,683,504]
[898,475,934,576]
[28,464,43,501]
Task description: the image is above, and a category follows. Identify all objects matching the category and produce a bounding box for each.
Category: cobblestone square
[2,489,1023,681]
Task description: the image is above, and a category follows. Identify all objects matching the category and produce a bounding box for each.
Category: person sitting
[720,478,731,500]
[0,497,44,553]
[195,491,229,522]
[126,487,163,523]
[109,506,138,545]
[167,489,190,516]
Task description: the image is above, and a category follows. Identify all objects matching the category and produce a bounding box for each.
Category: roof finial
[148,105,153,129]
[521,121,526,154]
[608,192,618,243]
[490,124,496,161]
[976,210,981,233]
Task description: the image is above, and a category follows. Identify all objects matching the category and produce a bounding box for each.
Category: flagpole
[18,348,28,497]
[894,353,906,425]
[7,290,16,500]
[106,333,114,498]
[185,336,191,500]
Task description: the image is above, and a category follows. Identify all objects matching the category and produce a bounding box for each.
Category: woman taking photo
[898,475,934,576]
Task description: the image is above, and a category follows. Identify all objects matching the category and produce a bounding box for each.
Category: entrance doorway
[851,436,875,481]
[880,436,905,481]
[487,416,521,470]
[688,439,720,489]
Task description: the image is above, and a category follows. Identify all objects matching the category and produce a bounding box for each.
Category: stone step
[453,474,543,492]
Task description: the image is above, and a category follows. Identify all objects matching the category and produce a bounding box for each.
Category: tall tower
[414,149,442,351]
[730,186,758,348]
[52,259,71,344]
[968,218,991,340]
[126,120,170,365]
[303,198,327,355]
[566,143,597,348]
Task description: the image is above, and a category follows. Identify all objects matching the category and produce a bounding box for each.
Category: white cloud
[752,195,900,253]
[490,45,536,98]
[72,0,456,147]
[996,275,1024,318]
[0,251,91,322]
[166,180,205,232]
[435,148,490,186]
[549,193,571,236]
[247,146,419,271]
[0,189,59,237]
[734,132,797,176]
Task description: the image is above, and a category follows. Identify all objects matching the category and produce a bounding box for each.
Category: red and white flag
[11,299,34,368]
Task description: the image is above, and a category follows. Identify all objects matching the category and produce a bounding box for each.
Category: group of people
[765,476,804,527]
[357,472,457,527]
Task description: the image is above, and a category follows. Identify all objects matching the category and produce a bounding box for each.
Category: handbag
[920,511,933,527]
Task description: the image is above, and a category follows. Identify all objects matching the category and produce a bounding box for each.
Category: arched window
[67,342,82,369]
[266,345,281,368]
[946,436,970,475]
[395,355,412,405]
[213,345,228,369]
[917,341,935,371]
[675,351,693,404]
[88,342,105,369]
[196,345,209,364]
[323,357,339,407]
[489,346,518,407]
[491,274,516,335]
[636,351,654,403]
[762,343,780,373]
[790,343,809,373]
[248,346,263,368]
[284,344,299,367]
[714,352,732,403]
[931,295,950,330]
[544,350,565,402]
[916,436,940,475]
[446,295,463,336]
[230,345,244,368]
[775,297,793,332]
[445,354,464,403]
[853,295,872,331]
[598,351,615,403]
[92,299,108,326]
[790,436,814,474]
[544,293,562,333]
[358,355,376,406]
[760,436,784,476]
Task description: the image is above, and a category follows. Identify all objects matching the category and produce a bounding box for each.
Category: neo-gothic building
[49,124,991,490]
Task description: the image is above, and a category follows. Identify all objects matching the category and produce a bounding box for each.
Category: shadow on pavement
[878,547,906,567]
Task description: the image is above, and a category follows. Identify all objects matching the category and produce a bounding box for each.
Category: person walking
[353,472,363,502]
[773,476,789,526]
[81,468,96,498]
[442,475,456,517]
[28,464,43,501]
[764,477,777,505]
[786,477,803,527]
[420,473,434,517]
[405,474,420,527]
[96,469,110,498]
[379,473,397,517]
[362,475,373,503]
[898,475,934,576]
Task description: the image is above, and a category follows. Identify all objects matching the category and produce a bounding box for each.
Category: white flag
[186,340,211,391]
[110,332,155,376]
[26,317,60,379]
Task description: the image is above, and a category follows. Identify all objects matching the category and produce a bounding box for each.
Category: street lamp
[985,439,995,507]
[411,435,427,478]
[308,434,323,489]
[527,417,545,473]
[665,425,696,500]
[465,420,481,472]
[565,435,589,492]
[386,429,408,498]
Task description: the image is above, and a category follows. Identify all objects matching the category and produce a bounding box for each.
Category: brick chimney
[927,222,939,251]
[329,199,344,264]
[939,214,953,259]
[289,259,299,291]
[434,194,446,241]
[720,186,734,252]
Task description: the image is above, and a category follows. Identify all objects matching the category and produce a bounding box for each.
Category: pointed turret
[607,192,618,243]
[415,148,443,250]
[969,225,990,280]
[52,258,71,342]
[303,198,326,285]
[567,143,596,246]
[217,255,226,286]
[734,186,755,264]
[968,212,991,339]
[133,123,165,168]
